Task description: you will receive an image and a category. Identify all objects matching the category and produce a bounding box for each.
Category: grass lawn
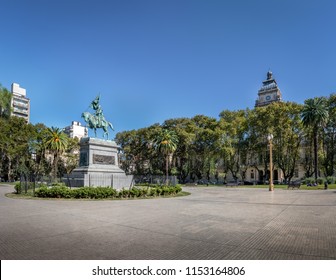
[0,182,17,186]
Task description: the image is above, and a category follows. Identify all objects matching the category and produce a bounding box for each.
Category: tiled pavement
[0,185,335,260]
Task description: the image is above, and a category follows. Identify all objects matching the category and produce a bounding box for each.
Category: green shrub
[141,187,149,197]
[14,183,22,194]
[162,186,170,195]
[72,187,91,199]
[48,186,69,198]
[149,187,157,196]
[326,176,336,184]
[33,184,182,199]
[156,187,163,196]
[303,177,315,185]
[129,187,140,198]
[118,188,130,198]
[35,186,49,197]
[317,178,325,185]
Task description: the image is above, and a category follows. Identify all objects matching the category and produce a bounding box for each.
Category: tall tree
[321,94,336,176]
[162,118,195,183]
[116,124,162,175]
[153,128,179,183]
[44,127,69,180]
[0,116,35,181]
[246,106,272,183]
[0,84,12,118]
[269,102,303,183]
[301,97,329,182]
[219,109,249,182]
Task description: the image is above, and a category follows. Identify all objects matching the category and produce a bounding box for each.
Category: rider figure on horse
[83,94,114,139]
[90,95,104,126]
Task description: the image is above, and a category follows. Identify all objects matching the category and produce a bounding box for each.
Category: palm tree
[301,97,329,182]
[154,129,179,184]
[44,127,69,180]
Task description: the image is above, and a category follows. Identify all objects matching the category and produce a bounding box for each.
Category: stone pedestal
[66,137,133,189]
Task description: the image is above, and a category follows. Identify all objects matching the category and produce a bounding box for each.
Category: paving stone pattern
[0,185,336,260]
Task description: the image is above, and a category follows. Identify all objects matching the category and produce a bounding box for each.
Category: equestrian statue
[81,95,114,139]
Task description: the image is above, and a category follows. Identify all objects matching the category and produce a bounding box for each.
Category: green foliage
[301,97,329,129]
[34,185,182,199]
[14,183,22,194]
[44,127,69,180]
[317,178,325,185]
[301,97,329,181]
[301,177,334,185]
[0,84,12,118]
[321,94,336,177]
[51,182,66,187]
[0,116,36,181]
[49,186,71,198]
[35,186,49,197]
[2,76,336,187]
[153,128,179,182]
[326,176,336,184]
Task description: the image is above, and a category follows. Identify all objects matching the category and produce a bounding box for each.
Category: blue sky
[1,0,335,136]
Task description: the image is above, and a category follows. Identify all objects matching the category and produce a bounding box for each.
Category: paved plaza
[0,185,336,260]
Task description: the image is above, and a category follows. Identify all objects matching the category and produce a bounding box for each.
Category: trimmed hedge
[301,177,336,185]
[34,185,182,199]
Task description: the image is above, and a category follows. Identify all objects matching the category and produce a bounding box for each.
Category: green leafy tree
[246,106,273,183]
[301,97,329,182]
[219,109,249,182]
[0,116,35,181]
[153,128,179,183]
[190,115,219,181]
[321,94,336,176]
[0,84,12,118]
[268,102,303,183]
[116,124,162,175]
[62,137,80,175]
[27,123,51,183]
[162,118,196,182]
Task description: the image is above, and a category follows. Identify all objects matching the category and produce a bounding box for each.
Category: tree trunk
[53,153,59,181]
[314,132,318,183]
[7,156,12,182]
[165,154,169,185]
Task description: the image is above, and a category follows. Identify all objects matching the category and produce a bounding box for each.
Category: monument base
[65,137,133,190]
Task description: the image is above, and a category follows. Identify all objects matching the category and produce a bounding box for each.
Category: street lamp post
[267,134,274,191]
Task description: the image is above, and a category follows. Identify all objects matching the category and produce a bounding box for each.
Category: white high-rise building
[64,121,88,139]
[11,83,30,122]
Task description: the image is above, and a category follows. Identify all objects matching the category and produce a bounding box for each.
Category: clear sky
[1,0,335,136]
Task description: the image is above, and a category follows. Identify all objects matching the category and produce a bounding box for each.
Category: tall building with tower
[255,71,282,107]
[11,83,30,122]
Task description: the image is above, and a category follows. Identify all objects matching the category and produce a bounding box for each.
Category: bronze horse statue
[81,111,114,139]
